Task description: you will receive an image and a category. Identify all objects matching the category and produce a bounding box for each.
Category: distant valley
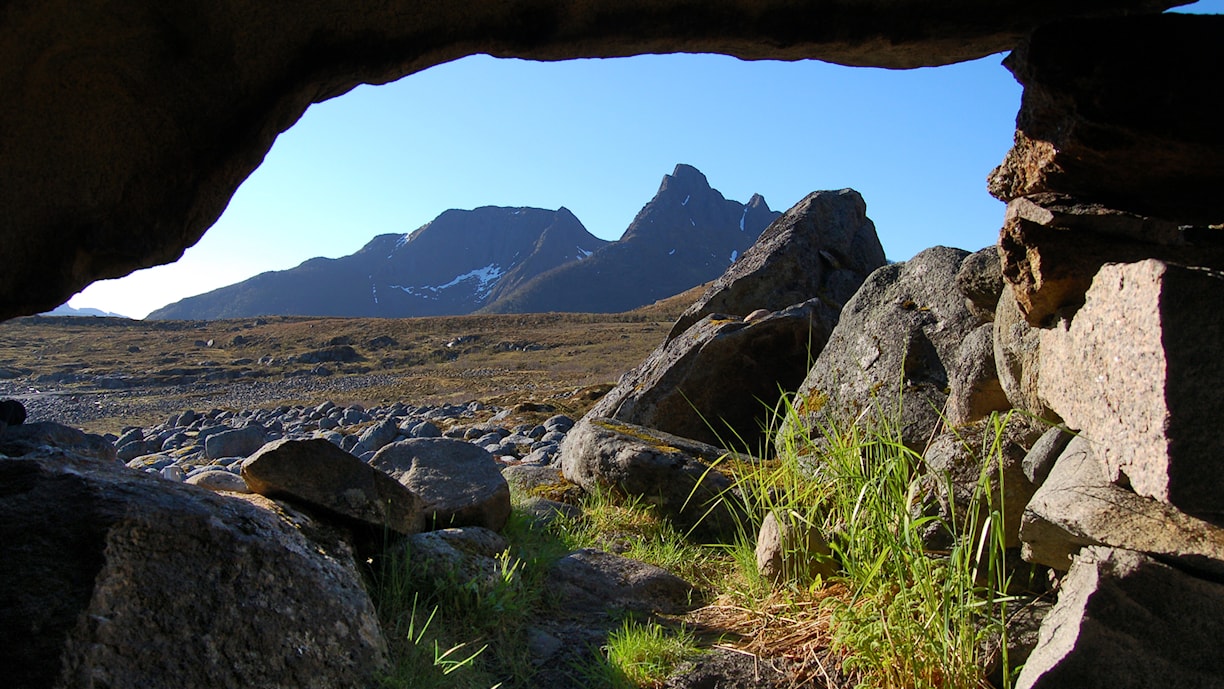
[148,164,779,319]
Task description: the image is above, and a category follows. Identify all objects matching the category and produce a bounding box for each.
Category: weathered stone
[994,200,1201,327]
[980,599,1054,689]
[357,419,399,452]
[1020,436,1224,575]
[560,416,744,538]
[0,451,386,689]
[0,1,1182,319]
[781,246,978,453]
[548,548,695,615]
[400,527,513,593]
[185,468,251,493]
[992,284,1055,420]
[668,188,885,339]
[501,464,566,495]
[370,438,511,531]
[956,245,1004,322]
[0,398,26,425]
[204,425,267,459]
[0,421,118,464]
[242,438,425,535]
[590,300,835,451]
[919,414,1044,549]
[755,510,836,584]
[1017,546,1224,689]
[946,323,1010,427]
[988,14,1224,226]
[1022,426,1074,486]
[1038,259,1224,523]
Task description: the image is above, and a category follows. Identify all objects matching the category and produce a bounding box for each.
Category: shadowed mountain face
[149,165,776,319]
[148,207,607,319]
[481,164,779,314]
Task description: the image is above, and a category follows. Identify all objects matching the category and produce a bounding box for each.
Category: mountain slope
[149,207,606,319]
[480,164,780,314]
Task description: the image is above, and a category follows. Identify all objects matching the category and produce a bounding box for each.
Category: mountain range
[148,164,779,319]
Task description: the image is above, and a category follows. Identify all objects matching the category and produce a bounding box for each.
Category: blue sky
[68,1,1221,318]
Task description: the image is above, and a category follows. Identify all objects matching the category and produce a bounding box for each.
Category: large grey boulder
[204,424,267,459]
[0,451,387,689]
[590,299,835,451]
[242,438,425,536]
[371,438,511,531]
[548,548,696,616]
[956,245,1004,323]
[945,323,1011,427]
[1020,435,1224,576]
[560,416,743,539]
[1017,546,1224,689]
[668,188,885,339]
[780,246,978,452]
[1038,259,1224,523]
[0,421,118,464]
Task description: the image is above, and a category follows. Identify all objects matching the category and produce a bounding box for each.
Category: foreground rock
[548,548,696,616]
[1038,259,1224,523]
[242,438,426,535]
[988,14,1224,226]
[781,246,978,452]
[591,300,835,451]
[1017,546,1224,689]
[371,438,511,531]
[668,188,885,339]
[560,416,743,538]
[1020,435,1224,576]
[0,450,387,689]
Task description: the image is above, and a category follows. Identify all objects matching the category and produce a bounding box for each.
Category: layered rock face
[0,0,1184,320]
[981,14,1224,688]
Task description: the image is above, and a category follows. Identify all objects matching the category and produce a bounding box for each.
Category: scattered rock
[371,438,511,531]
[993,284,1056,420]
[560,416,743,539]
[185,468,251,493]
[242,438,425,536]
[204,424,267,459]
[0,421,118,463]
[1017,546,1224,689]
[1020,435,1224,576]
[400,527,512,593]
[0,450,387,689]
[945,323,1010,427]
[668,188,886,339]
[755,510,836,584]
[548,548,696,616]
[956,245,1004,322]
[590,300,835,450]
[0,398,26,425]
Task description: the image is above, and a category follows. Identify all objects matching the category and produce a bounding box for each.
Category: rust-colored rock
[989,13,1224,225]
[0,0,1184,319]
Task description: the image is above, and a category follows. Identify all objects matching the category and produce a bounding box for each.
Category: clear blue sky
[68,1,1220,318]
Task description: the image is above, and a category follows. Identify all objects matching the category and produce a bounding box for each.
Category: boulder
[1017,546,1224,689]
[781,246,978,453]
[1038,259,1224,523]
[918,414,1044,550]
[0,450,386,689]
[185,468,251,493]
[399,527,513,593]
[370,438,511,531]
[204,424,267,459]
[945,323,1010,427]
[667,188,885,339]
[755,510,836,584]
[548,548,695,615]
[993,284,1055,420]
[357,418,400,452]
[0,398,27,425]
[1020,435,1224,576]
[955,245,1004,323]
[560,416,743,539]
[988,14,1224,226]
[242,438,425,536]
[590,300,835,451]
[0,421,118,464]
[1021,426,1074,486]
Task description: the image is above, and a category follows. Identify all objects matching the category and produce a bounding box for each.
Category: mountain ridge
[148,165,777,319]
